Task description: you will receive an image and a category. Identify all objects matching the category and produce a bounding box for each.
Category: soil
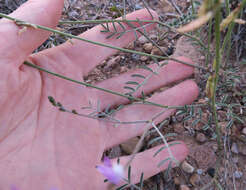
[1,0,246,190]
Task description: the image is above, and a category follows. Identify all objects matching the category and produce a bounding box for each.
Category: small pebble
[182,161,195,174]
[190,174,201,186]
[219,121,231,135]
[126,42,135,50]
[173,123,185,133]
[197,169,203,175]
[179,184,190,190]
[143,43,153,53]
[200,56,205,60]
[242,127,246,135]
[196,133,207,143]
[234,171,243,179]
[138,36,148,44]
[174,177,181,185]
[231,142,239,154]
[120,137,139,154]
[135,4,142,10]
[131,54,140,61]
[238,142,246,155]
[149,34,157,40]
[68,10,79,18]
[151,46,168,56]
[232,156,239,164]
[207,167,215,177]
[140,56,148,61]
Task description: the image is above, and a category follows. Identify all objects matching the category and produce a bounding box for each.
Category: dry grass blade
[220,5,241,31]
[177,11,213,33]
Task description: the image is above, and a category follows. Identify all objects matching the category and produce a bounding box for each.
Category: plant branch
[23,61,194,110]
[0,13,208,71]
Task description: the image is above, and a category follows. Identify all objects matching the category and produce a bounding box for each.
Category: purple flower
[96,157,124,185]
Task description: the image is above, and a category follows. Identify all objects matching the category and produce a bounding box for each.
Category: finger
[96,57,195,109]
[104,80,199,148]
[0,0,64,66]
[52,9,158,76]
[101,141,188,189]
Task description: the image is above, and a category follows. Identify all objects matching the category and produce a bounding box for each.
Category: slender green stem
[222,0,246,67]
[225,0,230,16]
[0,13,208,71]
[23,61,192,110]
[206,18,213,66]
[190,0,196,16]
[221,22,235,68]
[151,122,179,165]
[212,0,222,150]
[60,18,210,54]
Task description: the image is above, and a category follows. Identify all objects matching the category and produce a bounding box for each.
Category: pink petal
[103,157,112,167]
[96,165,121,185]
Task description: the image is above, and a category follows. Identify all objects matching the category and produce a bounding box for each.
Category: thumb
[0,0,64,66]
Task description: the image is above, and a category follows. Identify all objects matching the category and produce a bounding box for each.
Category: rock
[160,0,175,13]
[234,171,243,179]
[140,55,149,62]
[231,142,239,154]
[232,156,239,163]
[211,142,218,152]
[134,4,142,10]
[182,161,195,174]
[127,42,135,50]
[173,123,185,134]
[131,54,141,61]
[120,66,127,73]
[219,122,232,135]
[200,56,205,60]
[196,133,207,143]
[108,145,122,158]
[190,174,201,186]
[106,56,121,69]
[68,10,79,18]
[174,177,181,185]
[207,167,215,178]
[143,43,153,53]
[193,113,209,131]
[197,169,203,175]
[179,184,190,190]
[238,142,246,155]
[217,110,227,121]
[138,36,148,44]
[149,34,158,40]
[151,46,168,56]
[242,127,246,135]
[189,143,217,170]
[120,137,139,154]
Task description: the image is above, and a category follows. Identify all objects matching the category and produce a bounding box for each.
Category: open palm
[0,0,199,189]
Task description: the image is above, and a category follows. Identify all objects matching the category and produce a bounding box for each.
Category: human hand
[0,0,199,189]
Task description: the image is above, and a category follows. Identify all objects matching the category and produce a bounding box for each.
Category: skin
[0,0,199,189]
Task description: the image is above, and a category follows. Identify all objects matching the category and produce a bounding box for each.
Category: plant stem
[212,0,222,152]
[60,18,210,54]
[190,0,196,16]
[0,13,208,71]
[225,0,230,16]
[23,61,193,110]
[221,0,246,67]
